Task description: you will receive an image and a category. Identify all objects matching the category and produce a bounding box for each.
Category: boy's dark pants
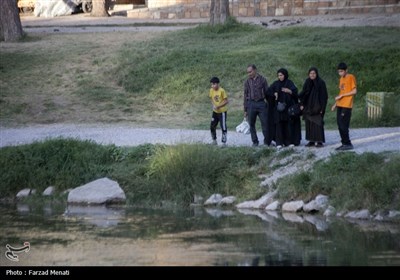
[210,111,227,143]
[336,106,352,145]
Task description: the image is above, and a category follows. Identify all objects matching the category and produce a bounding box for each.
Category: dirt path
[19,13,400,33]
[1,124,399,154]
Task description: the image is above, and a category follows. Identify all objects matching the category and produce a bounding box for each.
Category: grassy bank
[1,139,399,211]
[1,19,399,127]
[277,152,400,211]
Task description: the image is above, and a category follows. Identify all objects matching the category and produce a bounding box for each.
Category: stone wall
[127,0,400,19]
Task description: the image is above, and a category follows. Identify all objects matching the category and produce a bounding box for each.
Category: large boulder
[303,194,329,213]
[68,177,126,205]
[204,194,223,206]
[236,191,276,209]
[16,188,32,199]
[282,200,304,212]
[42,186,55,196]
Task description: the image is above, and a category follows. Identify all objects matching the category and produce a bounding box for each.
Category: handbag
[288,103,302,117]
[277,102,286,112]
[236,118,250,134]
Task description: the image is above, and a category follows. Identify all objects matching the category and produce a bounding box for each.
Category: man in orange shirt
[331,62,357,150]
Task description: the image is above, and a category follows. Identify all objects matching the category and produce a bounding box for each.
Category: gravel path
[1,124,399,156]
[20,13,400,33]
[22,25,194,33]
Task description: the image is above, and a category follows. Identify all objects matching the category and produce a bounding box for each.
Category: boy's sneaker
[316,142,324,148]
[335,144,353,151]
[222,133,227,143]
[276,145,283,150]
[252,142,259,147]
[212,139,218,145]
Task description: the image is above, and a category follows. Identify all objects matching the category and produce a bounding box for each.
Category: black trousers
[210,111,227,143]
[275,120,290,146]
[336,106,352,145]
[248,100,269,145]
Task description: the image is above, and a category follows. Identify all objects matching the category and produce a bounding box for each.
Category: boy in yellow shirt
[209,77,229,146]
[331,62,357,150]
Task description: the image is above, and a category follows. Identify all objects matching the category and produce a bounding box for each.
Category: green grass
[0,139,272,207]
[1,20,399,127]
[1,139,399,211]
[0,138,114,197]
[143,144,272,205]
[115,20,400,128]
[277,152,400,211]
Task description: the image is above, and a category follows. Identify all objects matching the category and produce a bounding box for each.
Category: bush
[143,144,272,206]
[0,138,114,197]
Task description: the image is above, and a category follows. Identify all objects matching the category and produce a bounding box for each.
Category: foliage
[277,152,400,211]
[1,139,399,210]
[0,140,272,206]
[0,138,114,197]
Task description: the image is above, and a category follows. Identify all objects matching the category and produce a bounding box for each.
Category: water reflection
[237,208,278,223]
[282,212,305,223]
[16,203,30,215]
[303,215,329,231]
[205,208,235,218]
[1,202,399,266]
[64,205,125,228]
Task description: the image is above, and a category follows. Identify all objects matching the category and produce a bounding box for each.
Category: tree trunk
[220,0,229,24]
[210,0,229,26]
[91,0,110,17]
[0,0,24,41]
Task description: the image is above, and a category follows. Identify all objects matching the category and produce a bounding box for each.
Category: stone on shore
[68,177,126,205]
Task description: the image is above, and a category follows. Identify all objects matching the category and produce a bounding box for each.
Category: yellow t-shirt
[337,73,357,108]
[209,87,228,113]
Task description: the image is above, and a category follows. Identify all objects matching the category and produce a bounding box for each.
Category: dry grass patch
[0,31,166,126]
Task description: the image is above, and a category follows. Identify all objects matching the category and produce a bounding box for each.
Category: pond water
[0,202,399,266]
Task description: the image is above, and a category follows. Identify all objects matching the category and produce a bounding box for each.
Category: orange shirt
[337,74,357,108]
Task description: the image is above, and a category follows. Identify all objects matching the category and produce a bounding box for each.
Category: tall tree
[0,0,24,41]
[210,0,229,26]
[91,0,110,17]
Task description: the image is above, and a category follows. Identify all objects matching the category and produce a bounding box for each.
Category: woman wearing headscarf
[299,67,328,147]
[268,68,301,149]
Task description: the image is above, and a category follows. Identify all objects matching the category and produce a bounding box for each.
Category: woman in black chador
[299,67,328,147]
[269,68,301,148]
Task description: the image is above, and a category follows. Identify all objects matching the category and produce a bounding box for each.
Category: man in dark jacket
[243,64,272,147]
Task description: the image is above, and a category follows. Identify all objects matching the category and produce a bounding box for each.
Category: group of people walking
[209,62,357,150]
